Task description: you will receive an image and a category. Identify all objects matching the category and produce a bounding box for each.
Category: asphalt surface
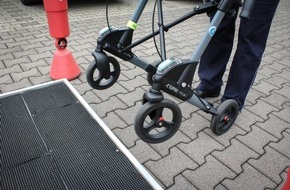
[0,0,289,189]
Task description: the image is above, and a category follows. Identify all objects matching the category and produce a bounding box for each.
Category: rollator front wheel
[210,99,239,135]
[86,56,120,90]
[134,98,182,143]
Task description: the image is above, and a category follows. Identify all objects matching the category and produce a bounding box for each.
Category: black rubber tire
[21,0,41,5]
[210,99,239,135]
[86,56,120,90]
[134,98,182,143]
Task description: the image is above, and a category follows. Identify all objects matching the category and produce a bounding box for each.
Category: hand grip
[240,0,256,19]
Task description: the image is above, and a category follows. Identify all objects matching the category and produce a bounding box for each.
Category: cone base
[50,49,81,81]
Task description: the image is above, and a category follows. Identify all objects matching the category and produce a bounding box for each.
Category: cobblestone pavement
[1,0,290,189]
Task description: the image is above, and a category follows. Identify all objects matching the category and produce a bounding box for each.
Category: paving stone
[148,131,191,157]
[182,155,236,190]
[72,81,94,96]
[246,99,280,120]
[82,90,102,104]
[20,59,48,72]
[112,126,139,148]
[10,67,41,82]
[222,163,277,190]
[92,82,128,101]
[179,113,211,140]
[261,91,290,109]
[28,51,54,62]
[89,96,127,118]
[0,78,32,93]
[236,125,279,154]
[115,101,141,126]
[167,175,198,190]
[0,64,22,77]
[129,139,162,164]
[243,88,268,106]
[102,111,128,130]
[273,84,290,102]
[256,114,290,139]
[145,147,198,188]
[29,75,51,86]
[252,79,280,96]
[178,131,224,165]
[0,74,13,86]
[234,108,264,132]
[248,146,290,183]
[118,75,149,92]
[269,131,290,159]
[212,138,260,174]
[272,102,290,123]
[116,87,146,107]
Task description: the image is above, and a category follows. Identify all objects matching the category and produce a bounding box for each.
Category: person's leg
[222,0,280,110]
[196,9,238,95]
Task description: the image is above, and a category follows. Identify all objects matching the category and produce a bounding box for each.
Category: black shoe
[194,89,220,98]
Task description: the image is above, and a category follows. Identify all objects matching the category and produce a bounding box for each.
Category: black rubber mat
[0,82,153,190]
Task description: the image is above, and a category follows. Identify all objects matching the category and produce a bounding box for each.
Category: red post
[282,168,290,190]
[43,0,80,80]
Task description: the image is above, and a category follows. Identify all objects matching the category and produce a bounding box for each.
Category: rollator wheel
[134,98,182,143]
[86,56,120,90]
[210,99,239,135]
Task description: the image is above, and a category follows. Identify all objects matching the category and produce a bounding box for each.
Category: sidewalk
[0,0,289,189]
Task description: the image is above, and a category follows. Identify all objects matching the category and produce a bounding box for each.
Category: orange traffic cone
[49,38,80,80]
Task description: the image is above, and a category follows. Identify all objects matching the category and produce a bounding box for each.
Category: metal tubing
[190,10,225,62]
[157,0,166,60]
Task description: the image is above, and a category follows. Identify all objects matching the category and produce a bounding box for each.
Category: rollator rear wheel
[134,98,182,143]
[86,56,120,90]
[210,99,239,135]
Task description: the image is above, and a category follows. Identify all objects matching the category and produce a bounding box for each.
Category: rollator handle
[240,0,256,19]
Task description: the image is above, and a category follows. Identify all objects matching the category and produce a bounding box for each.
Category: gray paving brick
[0,64,22,77]
[183,155,236,190]
[248,146,290,183]
[118,75,148,92]
[148,131,191,157]
[145,147,198,188]
[167,175,197,190]
[90,96,127,118]
[102,111,128,130]
[28,51,53,62]
[29,75,51,86]
[116,87,145,107]
[20,59,49,72]
[212,138,260,173]
[179,113,211,140]
[92,83,128,101]
[178,131,224,165]
[236,125,279,154]
[256,114,290,139]
[272,102,290,123]
[0,74,13,86]
[221,163,277,190]
[11,67,41,82]
[246,99,280,120]
[269,131,290,159]
[0,78,32,93]
[129,140,162,164]
[273,83,290,100]
[115,102,141,126]
[113,125,139,148]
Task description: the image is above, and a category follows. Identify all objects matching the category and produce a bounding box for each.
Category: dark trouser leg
[197,10,238,92]
[222,0,280,110]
